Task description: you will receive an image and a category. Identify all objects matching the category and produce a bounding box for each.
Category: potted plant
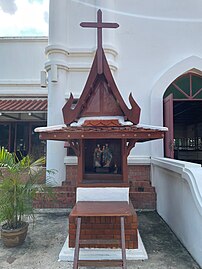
[0,147,52,247]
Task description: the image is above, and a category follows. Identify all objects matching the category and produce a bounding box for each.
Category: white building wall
[50,0,202,162]
[0,37,48,96]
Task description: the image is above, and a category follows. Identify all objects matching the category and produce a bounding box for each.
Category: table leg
[73,217,81,269]
[120,217,127,269]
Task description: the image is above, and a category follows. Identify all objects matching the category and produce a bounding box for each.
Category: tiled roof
[36,124,165,142]
[0,98,47,112]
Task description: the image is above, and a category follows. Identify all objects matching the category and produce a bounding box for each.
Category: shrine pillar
[45,0,69,186]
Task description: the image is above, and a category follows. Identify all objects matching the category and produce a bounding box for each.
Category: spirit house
[36,10,166,254]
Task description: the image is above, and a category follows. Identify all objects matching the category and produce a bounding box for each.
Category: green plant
[0,147,52,230]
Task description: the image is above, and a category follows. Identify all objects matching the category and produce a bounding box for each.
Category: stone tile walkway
[0,210,200,269]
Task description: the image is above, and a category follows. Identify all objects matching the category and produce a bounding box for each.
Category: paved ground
[0,210,200,269]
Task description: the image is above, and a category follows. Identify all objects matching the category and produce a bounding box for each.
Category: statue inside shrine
[93,143,113,172]
[93,144,102,167]
[102,144,112,167]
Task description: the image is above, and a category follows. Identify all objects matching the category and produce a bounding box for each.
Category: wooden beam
[39,130,165,141]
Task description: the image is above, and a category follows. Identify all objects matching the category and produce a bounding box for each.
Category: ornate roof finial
[80,9,119,74]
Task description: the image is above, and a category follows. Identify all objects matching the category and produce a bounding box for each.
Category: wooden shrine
[36,10,166,266]
[38,10,165,188]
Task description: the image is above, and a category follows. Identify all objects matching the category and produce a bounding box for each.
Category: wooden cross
[80,9,119,74]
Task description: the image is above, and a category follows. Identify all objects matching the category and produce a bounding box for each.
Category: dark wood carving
[62,10,141,126]
[126,140,137,157]
[63,49,140,125]
[67,140,80,157]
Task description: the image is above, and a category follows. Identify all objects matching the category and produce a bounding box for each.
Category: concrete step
[129,180,155,192]
[130,191,156,210]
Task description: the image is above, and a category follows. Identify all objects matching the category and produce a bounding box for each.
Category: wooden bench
[70,201,132,269]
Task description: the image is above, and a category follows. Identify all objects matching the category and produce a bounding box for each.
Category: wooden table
[71,201,132,269]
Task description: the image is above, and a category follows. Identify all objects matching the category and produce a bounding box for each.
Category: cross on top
[80,9,119,74]
[80,9,119,50]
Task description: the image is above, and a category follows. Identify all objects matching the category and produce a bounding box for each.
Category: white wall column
[45,0,69,186]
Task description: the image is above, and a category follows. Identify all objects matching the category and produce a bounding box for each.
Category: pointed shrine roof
[36,10,166,144]
[62,10,141,126]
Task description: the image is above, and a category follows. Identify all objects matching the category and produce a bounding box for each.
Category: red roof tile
[0,98,47,112]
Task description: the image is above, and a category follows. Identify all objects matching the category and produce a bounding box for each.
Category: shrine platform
[58,230,147,262]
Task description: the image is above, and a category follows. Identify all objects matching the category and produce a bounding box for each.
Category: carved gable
[82,79,124,116]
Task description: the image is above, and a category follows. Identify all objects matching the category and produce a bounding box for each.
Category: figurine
[114,163,118,173]
[93,144,102,167]
[102,143,112,167]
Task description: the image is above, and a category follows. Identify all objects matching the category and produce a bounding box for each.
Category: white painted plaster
[45,68,67,186]
[151,157,202,267]
[64,156,78,165]
[63,156,151,166]
[34,124,66,132]
[76,187,129,203]
[45,0,70,186]
[128,156,151,165]
[35,120,167,131]
[59,231,148,262]
[45,44,118,72]
[0,37,47,97]
[64,156,151,166]
[136,124,168,131]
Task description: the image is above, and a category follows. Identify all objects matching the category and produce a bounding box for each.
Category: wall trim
[151,157,202,216]
[64,156,151,166]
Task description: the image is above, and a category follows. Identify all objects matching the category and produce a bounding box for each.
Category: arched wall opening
[150,56,202,159]
[163,71,202,164]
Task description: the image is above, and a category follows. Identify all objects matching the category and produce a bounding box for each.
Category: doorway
[0,122,46,160]
[163,72,202,164]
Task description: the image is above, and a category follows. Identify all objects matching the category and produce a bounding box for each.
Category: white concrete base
[76,187,129,202]
[58,231,148,261]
